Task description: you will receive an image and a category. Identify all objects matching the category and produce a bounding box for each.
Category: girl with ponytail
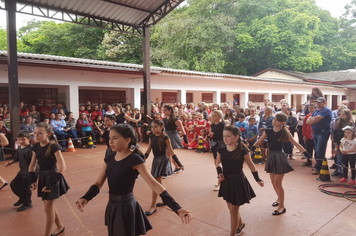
[76,124,191,236]
[143,120,184,216]
[253,112,311,216]
[215,126,264,236]
[28,122,69,236]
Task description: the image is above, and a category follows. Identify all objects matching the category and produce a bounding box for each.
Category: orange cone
[67,138,76,152]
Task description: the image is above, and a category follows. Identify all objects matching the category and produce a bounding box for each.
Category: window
[162,92,177,103]
[202,93,213,103]
[221,93,226,103]
[79,90,126,104]
[249,94,264,103]
[272,95,285,103]
[186,93,193,103]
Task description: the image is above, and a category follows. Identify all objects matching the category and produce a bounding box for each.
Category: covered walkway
[0,143,355,236]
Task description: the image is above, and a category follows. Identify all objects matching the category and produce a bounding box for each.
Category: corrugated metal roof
[15,0,184,26]
[0,50,354,89]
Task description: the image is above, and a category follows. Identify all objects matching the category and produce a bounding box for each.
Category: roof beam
[139,0,185,26]
[101,0,153,14]
[14,0,143,35]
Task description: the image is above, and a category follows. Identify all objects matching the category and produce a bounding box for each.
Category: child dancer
[339,126,356,185]
[253,112,311,215]
[209,110,226,191]
[28,122,69,236]
[76,124,191,236]
[100,115,115,158]
[216,126,264,236]
[144,120,184,216]
[183,125,198,150]
[6,130,38,212]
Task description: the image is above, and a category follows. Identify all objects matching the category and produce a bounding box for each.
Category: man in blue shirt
[306,97,332,175]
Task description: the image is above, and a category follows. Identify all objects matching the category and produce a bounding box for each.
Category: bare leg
[148,176,162,212]
[53,207,64,234]
[43,200,56,236]
[137,127,142,141]
[271,173,285,212]
[214,159,220,187]
[227,202,241,236]
[269,173,279,203]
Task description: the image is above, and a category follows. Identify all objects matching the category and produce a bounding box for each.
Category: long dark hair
[152,120,167,151]
[274,112,291,143]
[110,124,144,158]
[223,126,249,159]
[36,122,59,158]
[164,105,176,123]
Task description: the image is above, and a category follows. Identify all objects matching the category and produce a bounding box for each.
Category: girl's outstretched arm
[244,153,264,187]
[76,163,107,212]
[144,138,152,159]
[253,132,267,147]
[135,163,192,223]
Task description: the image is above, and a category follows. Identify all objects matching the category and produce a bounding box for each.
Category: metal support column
[142,25,151,116]
[5,0,20,144]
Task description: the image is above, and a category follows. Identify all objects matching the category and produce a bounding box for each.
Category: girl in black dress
[162,105,188,172]
[216,126,264,236]
[112,103,138,125]
[253,112,311,215]
[144,120,184,216]
[209,110,226,191]
[76,124,192,236]
[28,122,69,236]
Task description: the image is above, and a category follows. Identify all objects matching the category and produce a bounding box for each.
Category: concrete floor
[0,143,355,236]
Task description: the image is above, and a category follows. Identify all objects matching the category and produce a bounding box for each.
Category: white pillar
[326,94,332,108]
[268,92,272,102]
[68,84,79,119]
[337,95,342,106]
[303,94,308,105]
[287,93,291,106]
[130,87,141,109]
[213,90,221,104]
[177,89,186,104]
[244,92,249,108]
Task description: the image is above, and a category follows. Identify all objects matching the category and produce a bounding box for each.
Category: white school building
[0,51,354,118]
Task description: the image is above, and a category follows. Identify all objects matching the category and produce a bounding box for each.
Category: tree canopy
[1,0,356,75]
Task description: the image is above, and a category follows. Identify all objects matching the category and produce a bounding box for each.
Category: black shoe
[13,200,22,207]
[0,181,8,190]
[145,208,157,216]
[331,171,341,177]
[301,156,307,159]
[272,208,286,215]
[51,227,65,236]
[302,162,312,167]
[236,223,245,235]
[173,168,182,173]
[156,202,166,207]
[330,164,337,169]
[328,157,334,160]
[17,204,33,212]
[272,202,279,207]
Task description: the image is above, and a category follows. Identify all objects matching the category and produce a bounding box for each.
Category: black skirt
[218,171,256,206]
[151,155,173,178]
[37,170,70,200]
[265,150,294,174]
[105,193,152,236]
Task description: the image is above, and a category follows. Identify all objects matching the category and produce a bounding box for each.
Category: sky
[0,0,353,29]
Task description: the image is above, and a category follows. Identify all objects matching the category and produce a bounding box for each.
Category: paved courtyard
[0,143,355,236]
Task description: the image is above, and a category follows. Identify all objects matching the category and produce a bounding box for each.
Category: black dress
[150,135,173,178]
[264,129,294,174]
[163,117,183,149]
[32,143,70,200]
[104,152,152,236]
[218,146,256,206]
